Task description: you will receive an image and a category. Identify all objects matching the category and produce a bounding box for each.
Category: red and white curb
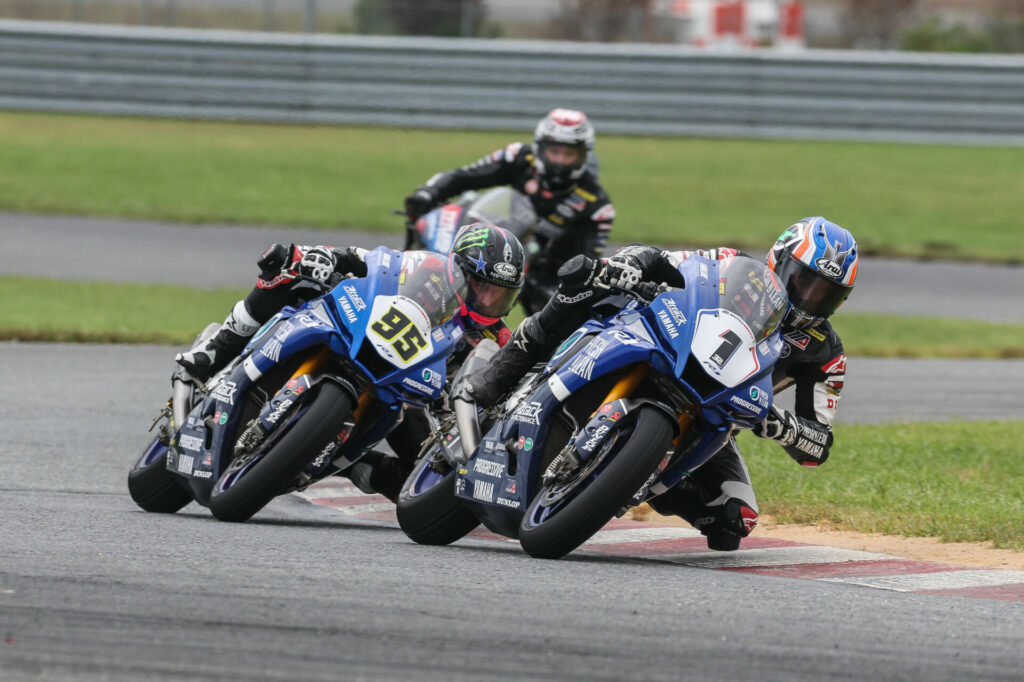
[296,480,1024,603]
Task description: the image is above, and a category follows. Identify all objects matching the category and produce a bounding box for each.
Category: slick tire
[396,455,479,546]
[518,407,674,559]
[128,439,193,514]
[209,382,352,523]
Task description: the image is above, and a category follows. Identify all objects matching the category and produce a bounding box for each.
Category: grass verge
[3,277,1022,357]
[738,421,1024,550]
[2,111,1024,262]
[1,277,245,346]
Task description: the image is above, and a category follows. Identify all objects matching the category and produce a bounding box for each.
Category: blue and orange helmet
[767,217,858,330]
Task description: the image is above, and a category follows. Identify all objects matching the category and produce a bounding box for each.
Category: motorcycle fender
[573,397,678,461]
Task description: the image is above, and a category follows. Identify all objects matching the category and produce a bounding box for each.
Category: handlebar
[593,280,678,305]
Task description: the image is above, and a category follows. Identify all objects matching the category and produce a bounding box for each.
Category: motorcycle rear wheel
[396,452,479,546]
[518,406,674,559]
[127,437,194,514]
[209,381,352,523]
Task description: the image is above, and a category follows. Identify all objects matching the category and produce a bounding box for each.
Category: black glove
[298,246,337,285]
[404,186,439,221]
[256,243,290,278]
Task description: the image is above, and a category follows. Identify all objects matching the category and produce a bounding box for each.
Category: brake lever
[592,281,675,305]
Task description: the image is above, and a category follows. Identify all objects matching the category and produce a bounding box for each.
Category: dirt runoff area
[627,505,1024,571]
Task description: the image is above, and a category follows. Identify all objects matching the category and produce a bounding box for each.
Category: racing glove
[753,405,833,467]
[598,253,643,291]
[256,243,290,279]
[404,186,440,221]
[298,246,337,285]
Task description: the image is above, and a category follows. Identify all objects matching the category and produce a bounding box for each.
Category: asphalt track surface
[4,212,1024,323]
[3,344,1024,682]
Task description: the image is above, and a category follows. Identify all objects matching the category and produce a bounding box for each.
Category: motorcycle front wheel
[209,381,352,523]
[518,406,674,559]
[396,451,479,546]
[127,436,194,514]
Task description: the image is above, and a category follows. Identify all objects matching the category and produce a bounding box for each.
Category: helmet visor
[540,142,585,169]
[465,277,520,319]
[775,254,852,319]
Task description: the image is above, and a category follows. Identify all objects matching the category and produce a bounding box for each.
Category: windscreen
[465,188,537,232]
[396,251,467,328]
[719,257,788,341]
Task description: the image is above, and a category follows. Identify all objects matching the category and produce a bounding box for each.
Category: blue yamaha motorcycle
[396,254,789,558]
[128,248,470,522]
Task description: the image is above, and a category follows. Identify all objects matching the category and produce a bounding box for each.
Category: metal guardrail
[1,19,1023,145]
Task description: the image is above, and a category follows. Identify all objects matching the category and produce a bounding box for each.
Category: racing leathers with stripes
[458,245,846,550]
[408,142,615,313]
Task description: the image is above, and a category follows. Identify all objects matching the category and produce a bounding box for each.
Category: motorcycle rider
[456,217,858,551]
[177,222,527,499]
[403,108,615,314]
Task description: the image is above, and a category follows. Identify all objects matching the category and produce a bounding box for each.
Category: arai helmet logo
[493,262,518,279]
[815,257,844,278]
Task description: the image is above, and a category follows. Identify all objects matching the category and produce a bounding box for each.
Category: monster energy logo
[455,227,490,252]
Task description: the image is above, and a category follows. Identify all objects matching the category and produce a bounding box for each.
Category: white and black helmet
[532,108,595,193]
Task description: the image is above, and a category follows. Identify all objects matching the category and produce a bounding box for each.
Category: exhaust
[451,339,499,463]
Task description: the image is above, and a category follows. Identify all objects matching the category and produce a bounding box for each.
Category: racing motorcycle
[128,248,470,522]
[396,254,789,559]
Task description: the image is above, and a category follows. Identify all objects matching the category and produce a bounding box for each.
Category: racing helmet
[451,222,526,325]
[532,108,595,193]
[767,217,858,330]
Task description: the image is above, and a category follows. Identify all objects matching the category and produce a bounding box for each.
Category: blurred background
[1,0,1023,52]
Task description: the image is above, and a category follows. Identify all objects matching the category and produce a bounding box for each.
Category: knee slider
[719,498,758,538]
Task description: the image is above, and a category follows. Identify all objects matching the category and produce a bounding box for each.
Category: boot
[176,301,260,383]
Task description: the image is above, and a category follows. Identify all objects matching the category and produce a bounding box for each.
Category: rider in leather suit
[456,218,858,550]
[176,223,527,500]
[404,108,615,314]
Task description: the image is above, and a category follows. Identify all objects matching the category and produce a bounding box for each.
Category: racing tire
[396,453,479,546]
[128,438,193,514]
[518,407,674,559]
[209,381,352,523]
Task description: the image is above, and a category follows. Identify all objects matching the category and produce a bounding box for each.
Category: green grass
[739,421,1024,550]
[2,276,1022,358]
[833,313,1024,359]
[0,277,245,345]
[2,111,1024,262]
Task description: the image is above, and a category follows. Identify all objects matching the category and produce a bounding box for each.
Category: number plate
[367,295,434,369]
[690,309,759,387]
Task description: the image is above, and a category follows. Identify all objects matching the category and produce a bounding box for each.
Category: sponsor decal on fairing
[472,480,495,503]
[211,381,238,405]
[512,401,543,426]
[472,459,504,478]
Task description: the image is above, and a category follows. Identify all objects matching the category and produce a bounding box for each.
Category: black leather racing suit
[417,142,615,313]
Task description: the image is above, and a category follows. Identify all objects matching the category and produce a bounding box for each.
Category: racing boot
[176,300,261,383]
[344,452,412,503]
[649,479,758,552]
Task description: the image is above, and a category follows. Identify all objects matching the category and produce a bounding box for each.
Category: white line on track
[819,569,1024,592]
[654,546,894,568]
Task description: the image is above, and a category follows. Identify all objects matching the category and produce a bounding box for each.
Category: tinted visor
[775,254,852,319]
[465,277,520,319]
